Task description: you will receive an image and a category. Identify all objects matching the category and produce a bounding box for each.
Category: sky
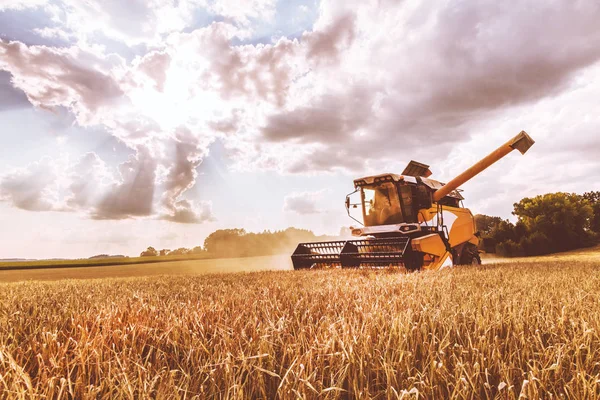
[0,0,599,259]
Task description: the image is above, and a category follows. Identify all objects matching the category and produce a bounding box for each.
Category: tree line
[140,227,343,258]
[140,191,600,259]
[475,191,600,257]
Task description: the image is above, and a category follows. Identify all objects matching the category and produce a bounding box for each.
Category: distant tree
[168,248,192,255]
[89,254,109,259]
[190,246,205,255]
[159,249,170,256]
[140,247,158,257]
[202,227,339,258]
[203,229,247,257]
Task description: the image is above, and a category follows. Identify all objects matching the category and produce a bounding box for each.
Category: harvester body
[292,131,535,270]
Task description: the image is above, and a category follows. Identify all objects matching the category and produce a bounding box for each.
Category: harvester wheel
[460,243,481,266]
[404,251,424,271]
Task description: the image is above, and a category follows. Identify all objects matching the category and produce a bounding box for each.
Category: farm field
[1,248,600,398]
[0,253,214,271]
[0,255,293,282]
[1,245,599,283]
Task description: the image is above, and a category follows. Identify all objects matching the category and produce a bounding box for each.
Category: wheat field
[1,260,600,399]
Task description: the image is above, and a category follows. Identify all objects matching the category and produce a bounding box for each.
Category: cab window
[361,182,403,226]
[398,184,416,223]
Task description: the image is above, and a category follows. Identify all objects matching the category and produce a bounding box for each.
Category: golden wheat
[1,261,600,399]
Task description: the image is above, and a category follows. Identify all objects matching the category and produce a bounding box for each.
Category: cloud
[65,152,111,209]
[0,145,216,223]
[0,157,60,211]
[167,23,299,106]
[92,147,157,220]
[2,0,600,226]
[210,0,276,26]
[250,0,600,172]
[0,70,29,110]
[262,83,373,143]
[0,39,123,124]
[0,150,157,220]
[283,190,326,214]
[160,200,214,224]
[41,0,199,46]
[133,50,171,92]
[7,0,278,46]
[158,127,215,223]
[0,0,46,11]
[305,12,355,63]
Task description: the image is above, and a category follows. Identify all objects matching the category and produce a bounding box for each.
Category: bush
[496,240,524,257]
[517,231,552,256]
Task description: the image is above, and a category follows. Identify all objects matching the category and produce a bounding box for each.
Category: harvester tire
[404,251,424,271]
[460,243,481,266]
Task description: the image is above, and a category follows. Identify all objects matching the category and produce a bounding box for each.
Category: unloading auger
[291,131,535,270]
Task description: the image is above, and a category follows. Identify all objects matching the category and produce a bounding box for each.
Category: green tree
[474,214,503,237]
[489,219,517,244]
[512,192,594,254]
[474,214,515,253]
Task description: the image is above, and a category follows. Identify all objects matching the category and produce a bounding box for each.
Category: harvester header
[291,130,535,271]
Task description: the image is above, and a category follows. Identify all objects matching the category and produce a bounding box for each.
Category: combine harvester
[292,131,535,270]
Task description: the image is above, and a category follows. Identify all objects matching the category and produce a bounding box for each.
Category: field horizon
[1,244,598,283]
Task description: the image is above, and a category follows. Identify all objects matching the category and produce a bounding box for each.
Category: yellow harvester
[292,131,535,270]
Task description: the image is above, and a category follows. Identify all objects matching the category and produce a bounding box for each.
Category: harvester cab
[292,131,535,271]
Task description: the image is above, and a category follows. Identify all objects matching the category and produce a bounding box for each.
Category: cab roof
[353,173,416,186]
[353,173,464,200]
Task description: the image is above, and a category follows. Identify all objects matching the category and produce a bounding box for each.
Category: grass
[1,256,600,398]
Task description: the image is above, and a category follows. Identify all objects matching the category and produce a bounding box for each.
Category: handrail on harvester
[432,131,535,202]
